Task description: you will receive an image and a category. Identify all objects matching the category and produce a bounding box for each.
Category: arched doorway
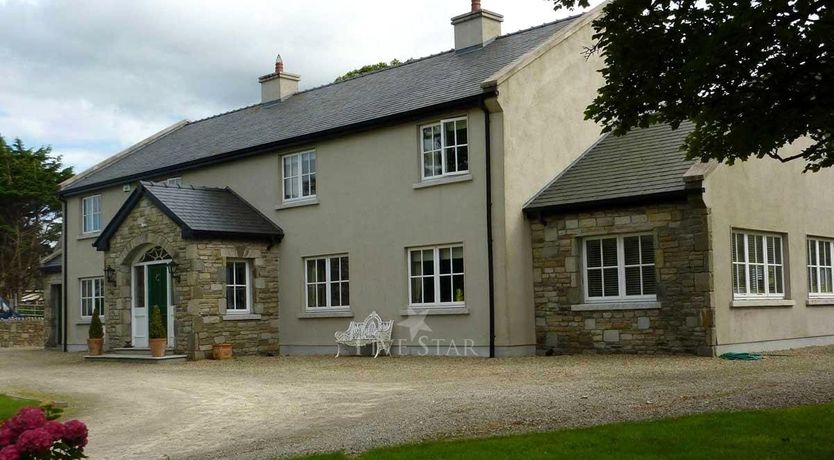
[131,246,175,348]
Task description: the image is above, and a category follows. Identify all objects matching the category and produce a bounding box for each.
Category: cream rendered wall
[494,21,604,351]
[704,140,834,353]
[182,107,491,354]
[63,186,132,351]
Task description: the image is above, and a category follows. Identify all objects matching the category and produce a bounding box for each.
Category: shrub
[149,306,166,339]
[0,407,87,460]
[87,307,103,340]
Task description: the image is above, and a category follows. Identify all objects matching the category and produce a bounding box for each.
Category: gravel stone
[1,347,833,460]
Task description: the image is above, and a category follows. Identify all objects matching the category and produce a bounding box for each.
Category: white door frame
[131,259,175,348]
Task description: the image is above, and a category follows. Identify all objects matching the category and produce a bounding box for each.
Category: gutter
[481,99,496,359]
[61,198,68,352]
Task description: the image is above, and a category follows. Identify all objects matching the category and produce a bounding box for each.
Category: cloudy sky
[0,0,600,174]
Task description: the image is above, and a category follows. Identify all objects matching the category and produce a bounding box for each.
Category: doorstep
[84,353,187,364]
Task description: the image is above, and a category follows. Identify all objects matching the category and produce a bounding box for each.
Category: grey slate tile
[525,123,697,211]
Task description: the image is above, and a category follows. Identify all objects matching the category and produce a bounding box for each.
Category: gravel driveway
[1,347,833,459]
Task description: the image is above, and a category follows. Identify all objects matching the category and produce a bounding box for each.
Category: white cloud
[0,0,600,172]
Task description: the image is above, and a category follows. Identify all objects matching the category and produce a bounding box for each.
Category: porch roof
[93,181,284,251]
[524,123,702,214]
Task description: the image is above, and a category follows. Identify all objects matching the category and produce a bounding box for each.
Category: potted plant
[87,307,104,355]
[213,343,233,360]
[148,305,167,357]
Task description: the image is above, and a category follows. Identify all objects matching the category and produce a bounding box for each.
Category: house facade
[54,1,834,358]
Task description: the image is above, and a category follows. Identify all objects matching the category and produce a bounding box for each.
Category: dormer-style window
[421,117,468,180]
[282,151,316,202]
[81,195,102,234]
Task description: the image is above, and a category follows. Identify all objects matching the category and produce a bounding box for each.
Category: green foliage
[149,305,166,339]
[551,0,833,171]
[291,404,834,459]
[0,135,73,308]
[88,306,103,339]
[334,59,402,83]
[0,394,38,421]
[40,402,65,421]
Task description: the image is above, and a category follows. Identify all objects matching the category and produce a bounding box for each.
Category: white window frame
[732,230,786,299]
[407,244,465,308]
[304,254,350,311]
[807,237,834,298]
[80,277,104,319]
[225,260,252,313]
[420,117,469,180]
[582,233,657,303]
[282,150,316,202]
[81,195,102,234]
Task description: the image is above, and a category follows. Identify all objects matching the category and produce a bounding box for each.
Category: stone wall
[42,272,62,348]
[103,197,280,359]
[531,197,714,355]
[0,318,45,348]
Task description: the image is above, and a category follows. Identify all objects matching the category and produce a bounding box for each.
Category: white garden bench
[334,311,393,358]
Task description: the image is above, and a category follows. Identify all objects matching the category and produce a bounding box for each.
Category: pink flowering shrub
[0,407,87,459]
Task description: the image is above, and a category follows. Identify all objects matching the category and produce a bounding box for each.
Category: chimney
[258,54,301,103]
[451,0,503,51]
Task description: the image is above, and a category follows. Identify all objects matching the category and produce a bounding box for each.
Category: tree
[334,59,403,83]
[0,135,73,309]
[553,0,832,171]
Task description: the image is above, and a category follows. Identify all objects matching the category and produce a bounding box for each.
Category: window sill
[413,173,473,190]
[77,233,101,241]
[731,299,795,308]
[298,310,353,319]
[806,298,834,307]
[222,313,262,321]
[400,306,469,316]
[571,302,661,312]
[275,197,319,210]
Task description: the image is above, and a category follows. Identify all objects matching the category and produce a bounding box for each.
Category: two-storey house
[53,1,834,358]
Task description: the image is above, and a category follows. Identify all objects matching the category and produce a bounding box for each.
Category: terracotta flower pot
[149,338,167,357]
[213,343,233,360]
[87,338,103,356]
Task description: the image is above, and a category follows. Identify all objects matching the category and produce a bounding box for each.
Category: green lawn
[0,394,39,421]
[295,404,834,460]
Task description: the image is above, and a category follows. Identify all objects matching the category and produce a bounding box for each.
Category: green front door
[147,264,168,334]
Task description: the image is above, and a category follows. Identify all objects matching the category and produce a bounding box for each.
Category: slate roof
[524,123,699,212]
[93,181,283,251]
[63,16,580,195]
[40,250,62,274]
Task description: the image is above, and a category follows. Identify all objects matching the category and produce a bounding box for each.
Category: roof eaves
[60,120,190,193]
[59,93,491,197]
[481,3,606,91]
[525,189,694,216]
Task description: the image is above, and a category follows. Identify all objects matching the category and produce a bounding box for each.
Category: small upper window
[421,117,468,179]
[81,195,102,234]
[225,261,251,313]
[583,234,656,302]
[282,151,316,201]
[732,231,785,298]
[808,238,834,297]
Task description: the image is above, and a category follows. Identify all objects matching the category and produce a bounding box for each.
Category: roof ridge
[188,16,578,126]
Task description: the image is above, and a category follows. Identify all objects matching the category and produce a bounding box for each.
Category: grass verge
[0,394,39,421]
[292,404,834,459]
